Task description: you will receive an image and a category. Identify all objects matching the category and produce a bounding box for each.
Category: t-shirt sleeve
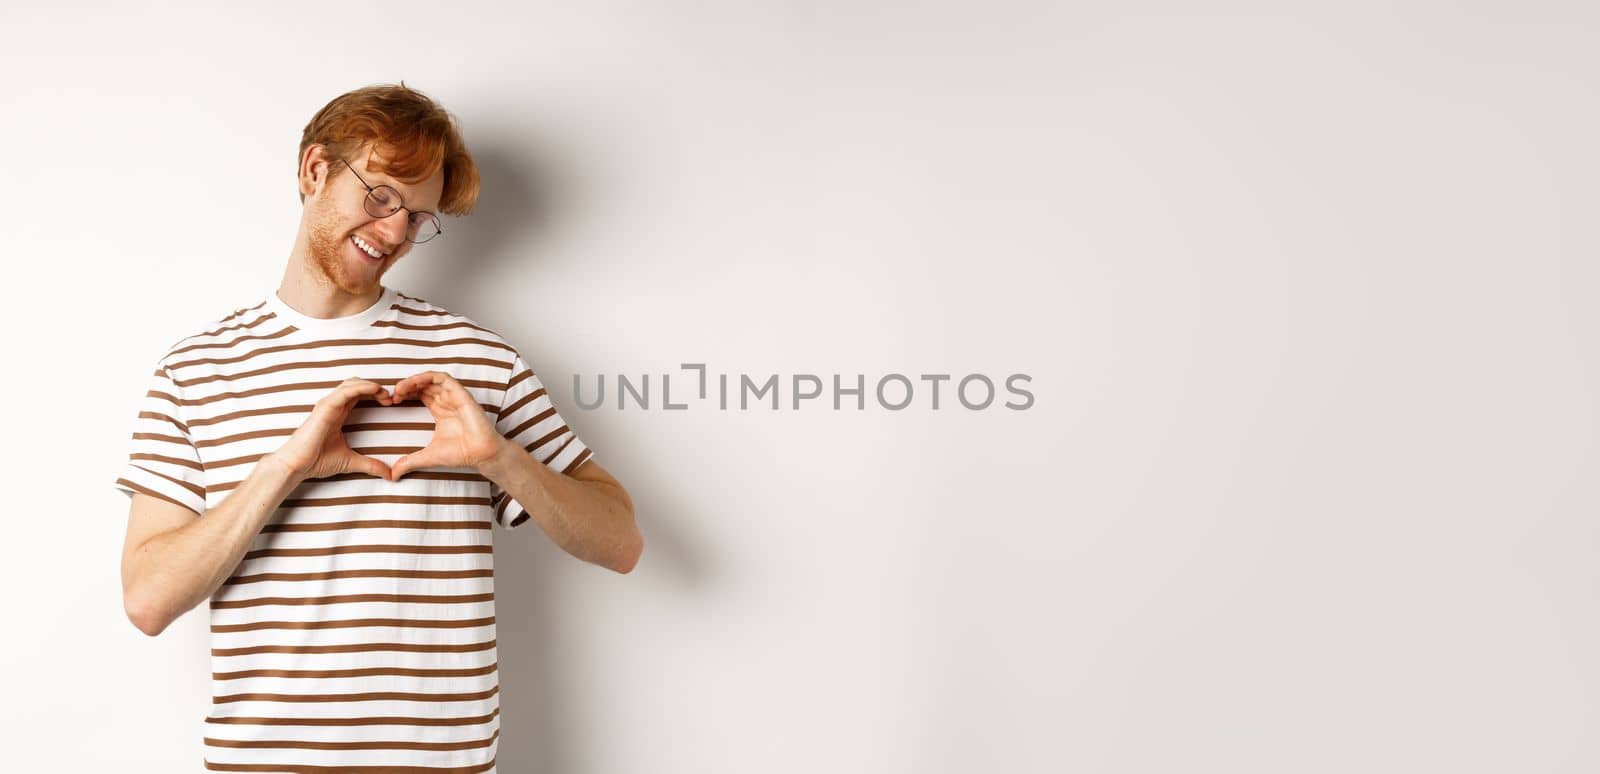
[113,363,207,517]
[490,350,596,529]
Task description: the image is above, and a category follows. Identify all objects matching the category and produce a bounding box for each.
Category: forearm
[479,442,640,572]
[125,454,303,634]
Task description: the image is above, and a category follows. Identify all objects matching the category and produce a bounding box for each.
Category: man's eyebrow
[372,171,440,216]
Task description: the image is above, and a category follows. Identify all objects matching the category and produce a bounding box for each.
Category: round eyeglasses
[338,158,444,244]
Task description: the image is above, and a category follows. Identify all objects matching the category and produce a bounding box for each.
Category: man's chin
[333,273,383,296]
[312,252,384,295]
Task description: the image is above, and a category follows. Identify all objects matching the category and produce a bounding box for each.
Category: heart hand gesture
[390,370,509,480]
[271,377,396,483]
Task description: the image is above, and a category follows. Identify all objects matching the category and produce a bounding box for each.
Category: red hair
[298,82,480,216]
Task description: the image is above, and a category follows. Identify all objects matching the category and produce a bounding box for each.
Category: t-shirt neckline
[265,286,398,334]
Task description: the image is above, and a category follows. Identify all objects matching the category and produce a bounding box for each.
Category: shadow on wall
[492,470,713,774]
[399,132,714,772]
[401,134,564,301]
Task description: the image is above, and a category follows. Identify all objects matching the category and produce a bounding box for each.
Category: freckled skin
[304,178,404,296]
[294,145,439,304]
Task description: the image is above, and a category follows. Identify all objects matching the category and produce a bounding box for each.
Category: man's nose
[372,211,408,249]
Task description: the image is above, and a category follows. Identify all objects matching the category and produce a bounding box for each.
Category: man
[114,83,641,772]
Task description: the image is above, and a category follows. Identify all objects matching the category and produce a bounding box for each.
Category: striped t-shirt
[113,285,593,773]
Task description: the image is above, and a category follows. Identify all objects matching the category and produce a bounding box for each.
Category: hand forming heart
[271,377,398,483]
[388,370,509,480]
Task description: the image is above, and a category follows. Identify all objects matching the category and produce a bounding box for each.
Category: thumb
[345,452,393,481]
[391,445,443,481]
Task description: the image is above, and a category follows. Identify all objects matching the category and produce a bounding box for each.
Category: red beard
[307,216,389,295]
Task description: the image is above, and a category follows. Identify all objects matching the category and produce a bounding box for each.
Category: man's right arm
[119,377,396,637]
[121,455,302,637]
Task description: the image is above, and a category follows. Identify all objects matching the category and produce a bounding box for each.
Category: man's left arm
[479,447,642,574]
[387,369,643,574]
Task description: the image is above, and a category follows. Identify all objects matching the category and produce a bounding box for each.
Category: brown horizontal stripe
[205,729,498,752]
[207,446,436,470]
[169,326,295,356]
[212,638,496,657]
[349,445,424,456]
[563,447,594,476]
[222,569,494,587]
[508,512,531,528]
[197,309,274,337]
[180,379,345,407]
[130,463,206,498]
[116,478,200,515]
[207,708,499,727]
[213,662,497,680]
[317,471,484,484]
[393,305,454,317]
[262,519,490,533]
[343,421,436,432]
[206,450,272,470]
[194,419,447,449]
[203,757,495,773]
[138,410,189,434]
[213,685,497,704]
[131,430,188,443]
[189,403,313,427]
[374,319,494,333]
[176,379,502,407]
[208,470,482,495]
[196,427,295,448]
[171,356,509,388]
[129,451,203,471]
[242,544,491,560]
[214,301,266,326]
[498,387,547,420]
[145,388,180,407]
[170,335,514,370]
[211,591,494,610]
[506,369,533,390]
[528,425,570,453]
[277,495,490,508]
[212,615,495,634]
[196,415,492,460]
[544,435,577,465]
[506,406,558,439]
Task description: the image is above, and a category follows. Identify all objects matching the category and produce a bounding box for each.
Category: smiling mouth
[350,234,389,262]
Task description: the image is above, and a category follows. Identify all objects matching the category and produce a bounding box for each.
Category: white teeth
[351,235,384,259]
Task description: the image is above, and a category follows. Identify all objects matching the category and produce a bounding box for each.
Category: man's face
[303,146,445,295]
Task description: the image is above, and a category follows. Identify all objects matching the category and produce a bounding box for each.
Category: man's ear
[298,144,331,201]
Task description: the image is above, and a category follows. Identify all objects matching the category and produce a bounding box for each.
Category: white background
[3,1,1597,771]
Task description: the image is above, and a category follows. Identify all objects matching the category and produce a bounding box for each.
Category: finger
[334,382,392,421]
[422,379,466,404]
[434,376,477,408]
[395,371,452,401]
[345,379,387,402]
[391,444,446,480]
[303,384,377,432]
[348,378,396,406]
[322,379,386,411]
[340,377,383,392]
[421,387,467,417]
[394,376,424,402]
[392,372,435,401]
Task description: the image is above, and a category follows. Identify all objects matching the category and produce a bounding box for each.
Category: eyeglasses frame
[336,158,444,244]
